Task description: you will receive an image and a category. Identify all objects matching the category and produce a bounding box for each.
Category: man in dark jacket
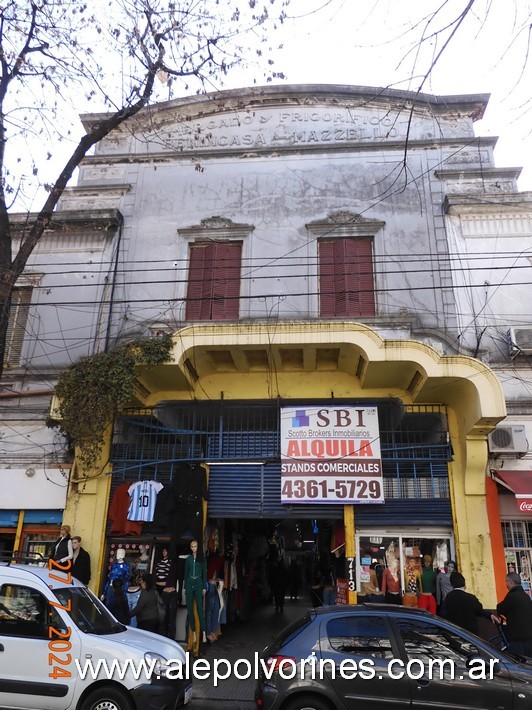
[496,572,532,657]
[71,536,91,585]
[443,572,496,635]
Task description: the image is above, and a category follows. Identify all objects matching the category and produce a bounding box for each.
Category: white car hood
[96,626,186,662]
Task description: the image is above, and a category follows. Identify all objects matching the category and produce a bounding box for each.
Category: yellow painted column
[13,510,25,552]
[344,504,357,604]
[447,410,497,607]
[62,431,113,594]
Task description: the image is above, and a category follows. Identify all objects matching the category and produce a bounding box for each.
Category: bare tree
[366,0,531,188]
[0,0,290,380]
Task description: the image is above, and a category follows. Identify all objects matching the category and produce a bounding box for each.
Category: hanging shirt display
[127,480,164,522]
[108,482,143,535]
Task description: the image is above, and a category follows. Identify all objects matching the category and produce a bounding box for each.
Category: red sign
[336,578,349,605]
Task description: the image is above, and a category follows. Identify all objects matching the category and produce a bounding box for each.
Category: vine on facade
[49,334,172,469]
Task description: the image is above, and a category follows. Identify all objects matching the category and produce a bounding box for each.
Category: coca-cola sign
[518,499,532,514]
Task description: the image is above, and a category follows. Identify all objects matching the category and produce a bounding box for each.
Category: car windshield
[52,587,126,635]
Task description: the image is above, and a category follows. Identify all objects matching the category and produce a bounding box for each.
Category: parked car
[0,560,191,710]
[255,603,532,710]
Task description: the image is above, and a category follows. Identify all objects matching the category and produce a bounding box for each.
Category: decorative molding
[10,209,123,233]
[306,211,385,237]
[10,209,123,253]
[444,192,532,216]
[178,216,254,241]
[200,216,241,229]
[457,213,532,237]
[15,272,44,288]
[58,185,131,211]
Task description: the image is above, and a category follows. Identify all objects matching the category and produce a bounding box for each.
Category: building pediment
[81,84,489,160]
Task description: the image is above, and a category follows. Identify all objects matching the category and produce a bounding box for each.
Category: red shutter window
[185,241,242,321]
[319,238,375,317]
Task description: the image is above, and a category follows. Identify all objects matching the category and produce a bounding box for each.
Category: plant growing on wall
[50,334,172,470]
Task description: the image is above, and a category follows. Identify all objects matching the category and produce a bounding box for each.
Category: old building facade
[3,85,532,608]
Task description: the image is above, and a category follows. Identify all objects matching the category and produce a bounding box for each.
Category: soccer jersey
[127,480,164,522]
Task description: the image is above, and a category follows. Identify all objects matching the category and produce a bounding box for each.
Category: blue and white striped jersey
[127,480,164,522]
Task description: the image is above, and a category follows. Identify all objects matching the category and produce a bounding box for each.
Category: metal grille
[502,520,532,548]
[111,400,451,504]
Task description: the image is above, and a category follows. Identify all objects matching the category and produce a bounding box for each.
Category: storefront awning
[494,470,532,499]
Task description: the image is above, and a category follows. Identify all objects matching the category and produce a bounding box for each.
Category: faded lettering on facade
[151,107,410,152]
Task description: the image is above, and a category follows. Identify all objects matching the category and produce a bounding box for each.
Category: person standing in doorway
[71,536,91,585]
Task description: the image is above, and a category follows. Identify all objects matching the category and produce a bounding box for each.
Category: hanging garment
[127,480,164,522]
[108,482,143,536]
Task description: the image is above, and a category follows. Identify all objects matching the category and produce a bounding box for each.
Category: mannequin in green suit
[184,539,207,636]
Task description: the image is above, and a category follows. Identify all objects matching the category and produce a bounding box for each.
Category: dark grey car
[255,604,532,710]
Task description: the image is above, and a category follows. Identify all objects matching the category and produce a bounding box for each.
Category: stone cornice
[9,209,123,234]
[78,136,499,166]
[80,84,490,131]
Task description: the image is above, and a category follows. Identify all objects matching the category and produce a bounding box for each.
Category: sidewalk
[189,596,310,709]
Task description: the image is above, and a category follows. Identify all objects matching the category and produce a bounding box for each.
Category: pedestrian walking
[495,572,532,657]
[443,571,496,635]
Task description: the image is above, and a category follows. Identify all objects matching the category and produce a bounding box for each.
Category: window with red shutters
[185,241,242,321]
[319,238,375,317]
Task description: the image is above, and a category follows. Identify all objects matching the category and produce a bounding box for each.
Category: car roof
[0,562,86,588]
[311,603,434,617]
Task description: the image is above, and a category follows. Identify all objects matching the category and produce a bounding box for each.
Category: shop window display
[102,542,154,591]
[357,534,453,610]
[501,521,532,598]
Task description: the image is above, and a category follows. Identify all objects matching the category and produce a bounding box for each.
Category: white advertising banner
[280,406,384,504]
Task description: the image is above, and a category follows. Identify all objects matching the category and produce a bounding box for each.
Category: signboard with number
[280,405,384,504]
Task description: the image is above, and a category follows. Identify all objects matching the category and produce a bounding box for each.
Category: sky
[242,0,532,191]
[12,0,532,210]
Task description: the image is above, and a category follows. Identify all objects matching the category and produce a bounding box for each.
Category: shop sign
[336,579,349,604]
[518,499,532,515]
[280,406,383,503]
[360,556,372,582]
